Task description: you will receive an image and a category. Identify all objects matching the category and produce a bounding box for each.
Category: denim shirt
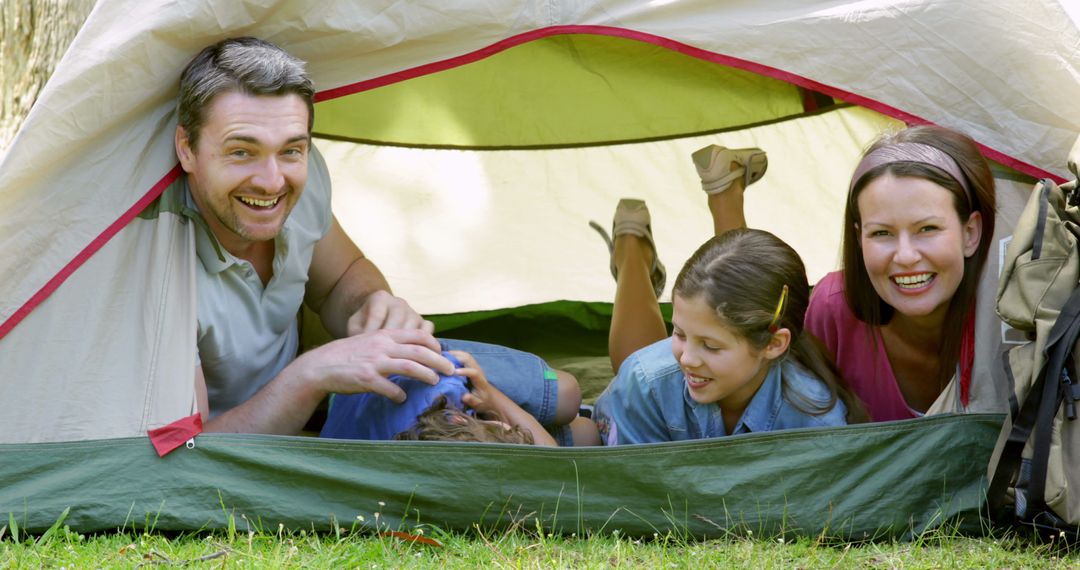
[594,338,847,445]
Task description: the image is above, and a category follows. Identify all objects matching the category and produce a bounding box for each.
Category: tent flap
[0,413,1003,538]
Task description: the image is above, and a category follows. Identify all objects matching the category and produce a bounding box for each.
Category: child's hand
[448,350,508,416]
[448,350,558,446]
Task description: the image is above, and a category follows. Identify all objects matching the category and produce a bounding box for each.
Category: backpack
[989,140,1080,535]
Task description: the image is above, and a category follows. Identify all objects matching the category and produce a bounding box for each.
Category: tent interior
[4,0,1080,538]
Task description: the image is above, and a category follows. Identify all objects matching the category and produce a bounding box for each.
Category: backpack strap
[989,286,1080,519]
[1029,287,1080,515]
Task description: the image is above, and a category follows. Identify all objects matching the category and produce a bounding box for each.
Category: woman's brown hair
[841,125,997,391]
[674,228,868,423]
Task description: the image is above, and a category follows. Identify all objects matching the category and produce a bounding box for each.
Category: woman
[803,126,997,421]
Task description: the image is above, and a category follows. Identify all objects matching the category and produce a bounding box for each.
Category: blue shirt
[594,338,847,445]
[320,352,469,440]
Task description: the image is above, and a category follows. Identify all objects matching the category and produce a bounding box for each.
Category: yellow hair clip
[768,284,789,333]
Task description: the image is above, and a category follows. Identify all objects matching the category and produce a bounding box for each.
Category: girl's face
[857,174,982,323]
[670,293,772,414]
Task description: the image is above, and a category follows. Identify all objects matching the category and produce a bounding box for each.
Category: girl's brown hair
[841,125,996,391]
[674,228,868,423]
[394,396,535,444]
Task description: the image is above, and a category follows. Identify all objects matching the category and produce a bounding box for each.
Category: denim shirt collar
[684,361,785,437]
[732,361,786,435]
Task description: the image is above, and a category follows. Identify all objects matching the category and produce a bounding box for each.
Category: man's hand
[345,290,435,336]
[201,329,456,434]
[298,328,452,403]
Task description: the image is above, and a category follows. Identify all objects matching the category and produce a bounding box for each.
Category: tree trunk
[0,0,96,153]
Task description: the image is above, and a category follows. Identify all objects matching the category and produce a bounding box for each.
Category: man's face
[176,91,310,256]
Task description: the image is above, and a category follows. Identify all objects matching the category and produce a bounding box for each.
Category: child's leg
[568,416,602,446]
[608,233,667,374]
[553,369,583,425]
[708,175,748,236]
[692,145,766,236]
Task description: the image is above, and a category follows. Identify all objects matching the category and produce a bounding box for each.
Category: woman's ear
[763,328,792,360]
[963,211,983,257]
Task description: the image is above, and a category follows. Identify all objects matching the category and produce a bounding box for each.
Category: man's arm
[197,328,453,434]
[305,216,432,337]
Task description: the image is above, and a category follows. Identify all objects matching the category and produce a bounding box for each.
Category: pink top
[805,271,919,422]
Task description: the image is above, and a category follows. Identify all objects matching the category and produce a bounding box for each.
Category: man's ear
[762,328,792,360]
[175,125,195,172]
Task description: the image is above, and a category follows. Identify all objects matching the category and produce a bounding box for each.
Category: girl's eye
[919,225,940,233]
[702,343,721,352]
[869,229,890,238]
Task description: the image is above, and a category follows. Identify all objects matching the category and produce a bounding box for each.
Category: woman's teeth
[893,273,933,289]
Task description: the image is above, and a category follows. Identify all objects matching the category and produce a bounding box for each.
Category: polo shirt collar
[179,179,233,274]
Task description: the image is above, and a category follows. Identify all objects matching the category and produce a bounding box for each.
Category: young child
[590,147,865,445]
[319,340,599,446]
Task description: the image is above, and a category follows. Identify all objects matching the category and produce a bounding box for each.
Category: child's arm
[449,351,558,446]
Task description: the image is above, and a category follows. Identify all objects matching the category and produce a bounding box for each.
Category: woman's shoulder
[810,271,847,304]
[807,271,858,327]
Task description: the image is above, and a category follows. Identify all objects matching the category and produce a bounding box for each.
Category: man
[174,37,454,434]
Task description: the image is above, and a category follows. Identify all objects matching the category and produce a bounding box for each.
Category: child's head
[394,396,536,444]
[669,228,807,410]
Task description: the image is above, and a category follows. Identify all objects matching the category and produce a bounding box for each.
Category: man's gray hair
[178,37,314,149]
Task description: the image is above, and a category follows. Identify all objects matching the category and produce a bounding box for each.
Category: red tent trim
[1,25,1059,342]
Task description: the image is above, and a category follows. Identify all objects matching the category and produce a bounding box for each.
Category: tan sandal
[691,145,768,195]
[588,199,666,299]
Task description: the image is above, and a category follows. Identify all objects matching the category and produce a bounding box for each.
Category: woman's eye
[919,225,940,233]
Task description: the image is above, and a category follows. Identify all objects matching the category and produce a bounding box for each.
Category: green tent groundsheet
[0,413,1003,540]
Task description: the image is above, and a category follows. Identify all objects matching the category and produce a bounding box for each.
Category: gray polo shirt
[187,148,333,416]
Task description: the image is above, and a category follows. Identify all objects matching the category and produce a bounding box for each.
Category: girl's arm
[449,351,558,446]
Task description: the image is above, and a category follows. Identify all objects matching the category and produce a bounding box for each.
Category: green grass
[2,520,1077,568]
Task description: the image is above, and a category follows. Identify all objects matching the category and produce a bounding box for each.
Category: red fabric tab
[148,413,203,457]
[959,310,976,407]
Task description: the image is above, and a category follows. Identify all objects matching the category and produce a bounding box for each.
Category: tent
[2,0,1079,537]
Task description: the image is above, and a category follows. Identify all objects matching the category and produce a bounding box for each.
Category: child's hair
[673,228,868,423]
[393,396,536,444]
[841,125,996,391]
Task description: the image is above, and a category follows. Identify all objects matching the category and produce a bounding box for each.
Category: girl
[804,126,996,421]
[589,149,864,444]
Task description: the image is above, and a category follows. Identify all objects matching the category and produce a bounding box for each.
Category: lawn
[3,518,1076,568]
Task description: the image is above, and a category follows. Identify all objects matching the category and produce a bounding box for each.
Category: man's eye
[229,149,250,158]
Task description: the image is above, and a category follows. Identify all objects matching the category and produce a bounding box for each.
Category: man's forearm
[203,366,326,434]
[318,257,391,338]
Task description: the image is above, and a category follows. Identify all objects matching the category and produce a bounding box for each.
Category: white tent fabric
[1,0,1078,442]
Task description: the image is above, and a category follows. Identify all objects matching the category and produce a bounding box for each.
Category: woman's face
[857,173,982,323]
